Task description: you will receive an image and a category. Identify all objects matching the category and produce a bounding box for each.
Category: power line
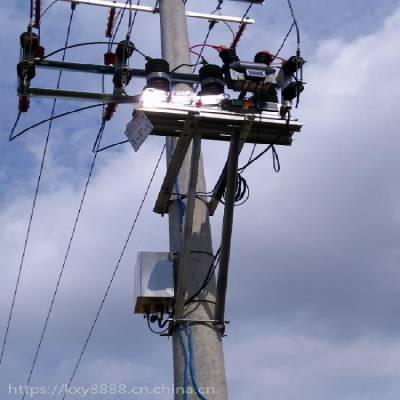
[61,144,166,400]
[275,22,294,57]
[0,6,75,367]
[20,122,106,400]
[41,0,59,18]
[10,104,107,141]
[8,112,22,141]
[127,0,141,37]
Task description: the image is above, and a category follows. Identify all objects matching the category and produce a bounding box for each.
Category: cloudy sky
[1,0,400,399]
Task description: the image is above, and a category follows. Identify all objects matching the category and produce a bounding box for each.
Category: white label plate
[125,111,153,152]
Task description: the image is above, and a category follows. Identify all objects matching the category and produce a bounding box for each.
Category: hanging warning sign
[125,111,154,152]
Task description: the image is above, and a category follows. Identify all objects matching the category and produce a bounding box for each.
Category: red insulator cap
[19,96,30,113]
[102,103,117,121]
[34,46,45,59]
[104,52,116,66]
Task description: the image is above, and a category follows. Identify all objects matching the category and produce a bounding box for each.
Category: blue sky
[1,0,400,399]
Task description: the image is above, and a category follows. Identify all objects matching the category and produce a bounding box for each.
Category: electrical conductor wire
[61,144,166,399]
[20,122,106,400]
[0,6,75,367]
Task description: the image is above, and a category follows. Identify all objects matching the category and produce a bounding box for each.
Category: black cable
[239,112,290,172]
[38,41,120,61]
[8,112,22,142]
[109,0,130,50]
[9,104,105,141]
[219,172,250,206]
[185,248,221,306]
[286,0,300,49]
[275,22,294,57]
[285,0,302,107]
[0,7,75,368]
[127,0,141,37]
[239,2,253,23]
[192,26,214,75]
[147,317,170,335]
[20,122,105,400]
[170,62,204,74]
[96,139,129,153]
[30,0,34,20]
[127,0,133,37]
[41,0,59,18]
[61,144,166,400]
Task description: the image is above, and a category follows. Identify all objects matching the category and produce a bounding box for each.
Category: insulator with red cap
[105,7,116,38]
[102,103,117,121]
[33,0,42,29]
[19,96,30,113]
[104,52,116,66]
[34,46,45,60]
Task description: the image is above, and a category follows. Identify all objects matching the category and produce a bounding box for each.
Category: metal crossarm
[153,112,199,215]
[21,87,141,103]
[60,0,255,24]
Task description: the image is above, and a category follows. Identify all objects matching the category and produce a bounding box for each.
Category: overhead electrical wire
[61,144,166,400]
[286,0,300,50]
[20,122,106,400]
[41,0,59,18]
[191,0,225,75]
[9,103,105,141]
[275,22,295,57]
[0,5,75,367]
[8,112,22,142]
[37,41,148,62]
[127,0,141,38]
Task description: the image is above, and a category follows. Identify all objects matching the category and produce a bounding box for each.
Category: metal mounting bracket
[60,0,255,24]
[153,112,200,215]
[208,116,254,216]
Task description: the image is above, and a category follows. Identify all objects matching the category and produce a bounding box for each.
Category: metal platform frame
[18,53,303,330]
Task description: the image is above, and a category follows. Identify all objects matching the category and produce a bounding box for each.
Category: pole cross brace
[153,112,200,215]
[208,116,255,216]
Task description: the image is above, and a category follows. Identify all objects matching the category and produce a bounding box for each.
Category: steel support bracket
[208,116,255,216]
[153,112,200,215]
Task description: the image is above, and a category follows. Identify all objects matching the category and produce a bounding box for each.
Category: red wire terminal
[102,103,117,121]
[33,0,42,29]
[105,7,116,38]
[104,52,116,66]
[34,46,45,59]
[19,96,30,113]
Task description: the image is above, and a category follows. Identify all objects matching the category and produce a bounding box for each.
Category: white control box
[134,252,174,314]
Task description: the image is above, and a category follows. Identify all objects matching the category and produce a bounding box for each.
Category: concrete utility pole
[159,0,228,399]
